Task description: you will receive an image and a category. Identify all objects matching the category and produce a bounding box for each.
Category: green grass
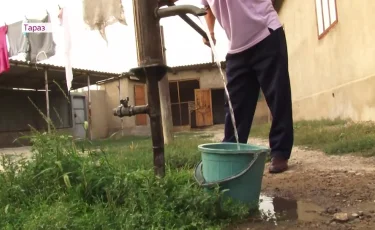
[0,131,249,229]
[250,119,375,156]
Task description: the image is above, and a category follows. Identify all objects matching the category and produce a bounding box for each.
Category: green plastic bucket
[194,143,270,206]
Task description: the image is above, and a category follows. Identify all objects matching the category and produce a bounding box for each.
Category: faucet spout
[156,5,207,18]
[113,105,149,117]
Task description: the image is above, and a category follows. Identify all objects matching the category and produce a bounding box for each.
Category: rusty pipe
[113,105,149,117]
[156,5,207,18]
[178,14,208,41]
[156,5,208,41]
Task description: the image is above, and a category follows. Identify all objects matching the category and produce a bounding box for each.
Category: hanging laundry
[0,25,10,74]
[7,20,30,58]
[26,13,56,63]
[58,6,73,91]
[83,0,127,43]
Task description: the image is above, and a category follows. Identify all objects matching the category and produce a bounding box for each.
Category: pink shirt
[201,0,282,54]
[0,25,10,74]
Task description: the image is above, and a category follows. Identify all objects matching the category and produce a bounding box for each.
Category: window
[315,0,338,39]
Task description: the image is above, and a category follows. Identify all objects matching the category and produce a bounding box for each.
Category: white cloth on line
[59,5,73,91]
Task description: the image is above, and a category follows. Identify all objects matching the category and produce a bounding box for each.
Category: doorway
[72,95,87,139]
[169,79,200,126]
[211,88,225,125]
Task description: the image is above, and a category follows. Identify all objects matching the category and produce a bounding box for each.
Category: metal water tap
[113,97,149,118]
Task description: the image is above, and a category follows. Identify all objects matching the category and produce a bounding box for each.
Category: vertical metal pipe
[44,68,51,133]
[160,26,167,65]
[177,81,182,125]
[147,76,165,177]
[119,78,124,137]
[159,25,174,144]
[133,0,165,177]
[87,75,92,140]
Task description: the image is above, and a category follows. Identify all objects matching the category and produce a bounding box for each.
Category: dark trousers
[223,27,294,160]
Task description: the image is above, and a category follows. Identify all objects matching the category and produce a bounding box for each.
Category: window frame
[315,0,339,40]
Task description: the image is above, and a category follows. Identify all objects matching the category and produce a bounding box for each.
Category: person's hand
[203,32,216,47]
[158,0,178,7]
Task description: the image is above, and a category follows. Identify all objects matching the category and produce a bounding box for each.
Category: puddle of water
[257,195,327,225]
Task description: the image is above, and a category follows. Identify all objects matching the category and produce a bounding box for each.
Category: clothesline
[1,0,127,91]
[0,5,73,91]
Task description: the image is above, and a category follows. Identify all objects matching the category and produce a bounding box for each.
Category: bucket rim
[198,142,270,154]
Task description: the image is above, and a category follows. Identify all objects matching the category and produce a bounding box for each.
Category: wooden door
[134,84,147,126]
[195,89,213,127]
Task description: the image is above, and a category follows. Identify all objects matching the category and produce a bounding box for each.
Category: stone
[334,213,349,222]
[351,213,359,218]
[358,211,364,216]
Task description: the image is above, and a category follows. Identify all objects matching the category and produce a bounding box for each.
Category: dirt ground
[208,128,375,230]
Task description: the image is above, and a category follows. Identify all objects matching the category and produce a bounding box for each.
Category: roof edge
[9,59,121,77]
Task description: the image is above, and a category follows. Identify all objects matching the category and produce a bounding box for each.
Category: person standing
[200,0,294,173]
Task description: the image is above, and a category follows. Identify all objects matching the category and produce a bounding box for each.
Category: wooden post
[133,0,165,177]
[87,75,92,140]
[44,68,51,133]
[159,25,174,144]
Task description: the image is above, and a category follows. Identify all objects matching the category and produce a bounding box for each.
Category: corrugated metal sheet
[170,61,226,72]
[9,58,120,75]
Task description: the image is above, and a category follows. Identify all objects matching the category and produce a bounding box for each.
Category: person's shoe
[269,157,288,174]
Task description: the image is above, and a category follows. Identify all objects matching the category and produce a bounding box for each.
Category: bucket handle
[194,151,264,188]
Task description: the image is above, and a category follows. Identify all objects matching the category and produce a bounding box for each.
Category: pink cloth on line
[0,25,10,75]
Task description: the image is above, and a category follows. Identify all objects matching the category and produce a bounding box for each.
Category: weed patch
[0,131,249,229]
[250,119,375,156]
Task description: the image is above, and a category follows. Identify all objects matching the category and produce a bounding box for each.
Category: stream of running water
[198,18,240,148]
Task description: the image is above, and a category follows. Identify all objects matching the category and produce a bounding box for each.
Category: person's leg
[251,27,294,173]
[223,52,260,144]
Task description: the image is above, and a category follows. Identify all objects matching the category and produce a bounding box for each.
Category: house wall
[278,0,375,121]
[101,78,150,138]
[87,90,108,139]
[168,68,270,125]
[89,68,270,139]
